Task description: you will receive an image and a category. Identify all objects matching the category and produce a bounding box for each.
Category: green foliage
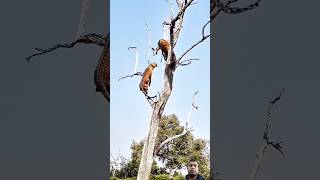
[124,178,137,180]
[187,138,210,179]
[156,115,193,169]
[156,114,210,178]
[128,140,144,176]
[150,174,185,180]
[114,140,160,178]
[111,114,210,179]
[151,174,171,180]
[110,177,120,180]
[111,174,187,180]
[173,175,185,180]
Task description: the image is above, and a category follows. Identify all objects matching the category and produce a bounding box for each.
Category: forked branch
[154,91,199,156]
[177,35,210,63]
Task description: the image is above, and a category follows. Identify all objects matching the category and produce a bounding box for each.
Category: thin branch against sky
[110,0,210,159]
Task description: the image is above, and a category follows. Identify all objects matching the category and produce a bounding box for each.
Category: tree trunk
[137,54,176,180]
[137,1,188,179]
[136,111,161,179]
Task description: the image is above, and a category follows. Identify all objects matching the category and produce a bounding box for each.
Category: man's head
[187,159,199,175]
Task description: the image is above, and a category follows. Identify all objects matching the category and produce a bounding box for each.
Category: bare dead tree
[128,0,211,179]
[110,0,206,178]
[110,149,127,176]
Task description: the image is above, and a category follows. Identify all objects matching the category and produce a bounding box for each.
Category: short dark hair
[188,159,198,165]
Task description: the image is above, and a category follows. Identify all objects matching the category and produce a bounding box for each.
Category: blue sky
[110,0,210,159]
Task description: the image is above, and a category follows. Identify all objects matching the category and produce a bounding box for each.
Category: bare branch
[169,0,194,47]
[128,46,139,73]
[177,58,200,67]
[176,0,184,10]
[110,149,128,175]
[264,88,286,142]
[203,5,222,38]
[172,0,212,65]
[202,20,210,38]
[155,127,193,156]
[154,91,199,156]
[118,71,158,108]
[166,0,174,18]
[177,35,210,63]
[146,24,152,64]
[203,6,222,39]
[117,72,143,81]
[204,141,210,158]
[216,0,262,15]
[128,46,137,50]
[175,0,263,67]
[192,91,199,110]
[268,141,285,155]
[171,0,193,23]
[248,88,286,180]
[186,91,199,127]
[207,0,261,35]
[147,96,157,108]
[26,33,105,61]
[268,88,285,111]
[141,92,158,109]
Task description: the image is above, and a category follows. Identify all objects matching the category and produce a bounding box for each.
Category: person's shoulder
[185,174,206,180]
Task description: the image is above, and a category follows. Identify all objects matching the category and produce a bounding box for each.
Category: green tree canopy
[111,114,210,179]
[156,114,210,178]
